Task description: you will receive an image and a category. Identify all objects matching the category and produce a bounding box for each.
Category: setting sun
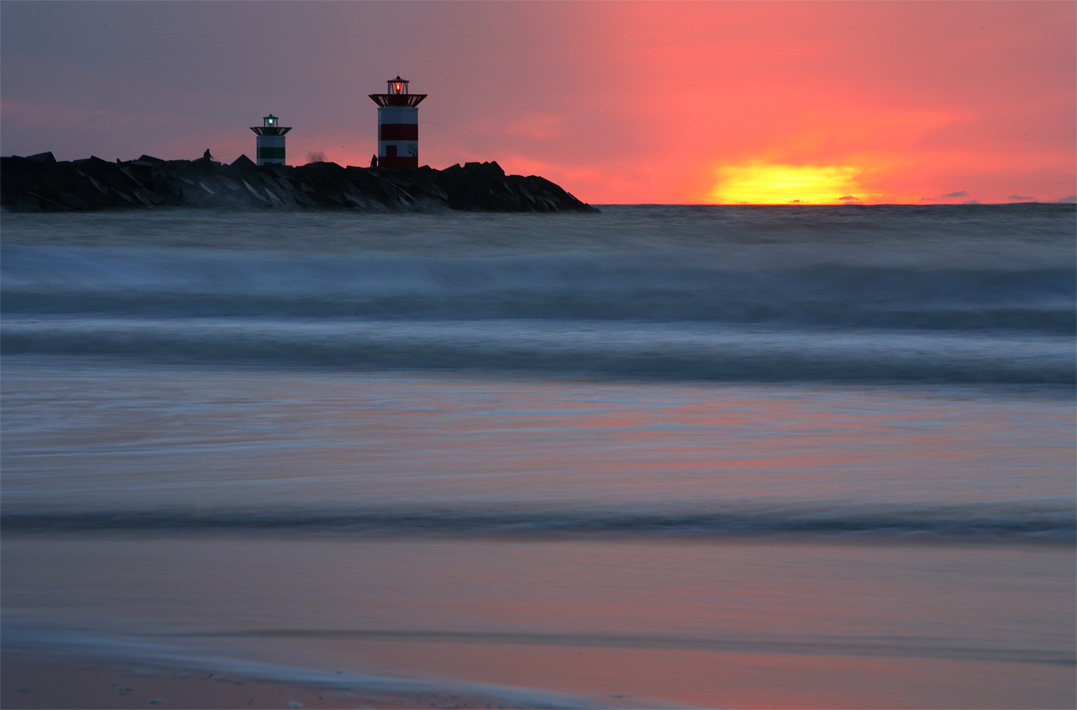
[708,162,870,205]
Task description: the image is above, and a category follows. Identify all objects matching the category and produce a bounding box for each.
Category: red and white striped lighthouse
[368,76,426,169]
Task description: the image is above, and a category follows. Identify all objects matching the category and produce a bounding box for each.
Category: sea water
[2,205,1074,708]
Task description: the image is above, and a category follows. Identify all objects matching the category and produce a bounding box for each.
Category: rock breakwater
[1,153,598,213]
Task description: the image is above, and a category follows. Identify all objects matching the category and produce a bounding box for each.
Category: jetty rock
[0,153,599,213]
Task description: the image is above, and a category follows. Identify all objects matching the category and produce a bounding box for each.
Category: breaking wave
[3,205,1074,385]
[4,503,1073,543]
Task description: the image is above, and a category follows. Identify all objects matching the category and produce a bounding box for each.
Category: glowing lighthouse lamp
[369,76,427,168]
[250,114,292,166]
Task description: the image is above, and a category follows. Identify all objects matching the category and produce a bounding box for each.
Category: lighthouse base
[379,146,418,169]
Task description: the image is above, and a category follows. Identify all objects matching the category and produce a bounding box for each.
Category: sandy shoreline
[2,637,644,710]
[2,649,405,710]
[5,534,1075,709]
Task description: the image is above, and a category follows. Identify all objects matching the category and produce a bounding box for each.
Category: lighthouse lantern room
[250,114,292,166]
[369,76,427,168]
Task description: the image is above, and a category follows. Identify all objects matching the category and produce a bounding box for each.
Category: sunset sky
[2,1,1074,205]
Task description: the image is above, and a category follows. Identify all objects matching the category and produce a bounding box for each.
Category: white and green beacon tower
[250,114,291,166]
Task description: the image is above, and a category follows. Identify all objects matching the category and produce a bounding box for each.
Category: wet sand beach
[4,534,1074,709]
[2,654,373,710]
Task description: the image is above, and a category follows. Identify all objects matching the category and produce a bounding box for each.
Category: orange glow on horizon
[708,162,872,205]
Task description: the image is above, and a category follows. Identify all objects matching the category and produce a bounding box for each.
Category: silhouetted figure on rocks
[203,149,213,160]
[370,154,378,168]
